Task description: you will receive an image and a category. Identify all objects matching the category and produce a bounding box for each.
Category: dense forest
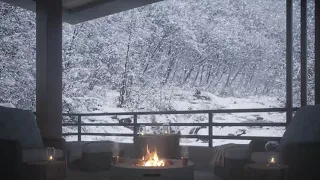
[0,0,316,113]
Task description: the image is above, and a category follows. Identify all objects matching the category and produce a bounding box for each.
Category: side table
[244,163,288,180]
[25,161,66,180]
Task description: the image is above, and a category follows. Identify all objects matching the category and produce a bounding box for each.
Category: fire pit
[109,145,194,180]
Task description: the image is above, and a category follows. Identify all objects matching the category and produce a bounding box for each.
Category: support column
[286,0,293,125]
[36,0,63,139]
[301,0,307,106]
[315,0,320,104]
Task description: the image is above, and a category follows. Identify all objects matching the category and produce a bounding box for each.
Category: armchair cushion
[280,105,320,151]
[282,142,320,180]
[0,106,44,149]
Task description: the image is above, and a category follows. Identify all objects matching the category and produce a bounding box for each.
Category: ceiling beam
[0,0,164,24]
[64,0,164,24]
[65,0,115,13]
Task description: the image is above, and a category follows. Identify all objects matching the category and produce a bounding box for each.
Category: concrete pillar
[315,0,320,104]
[36,0,63,139]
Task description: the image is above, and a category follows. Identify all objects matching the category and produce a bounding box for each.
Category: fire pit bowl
[109,158,194,180]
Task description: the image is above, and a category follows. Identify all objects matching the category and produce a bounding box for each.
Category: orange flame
[140,144,165,166]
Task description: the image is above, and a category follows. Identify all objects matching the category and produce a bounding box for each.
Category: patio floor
[67,169,217,180]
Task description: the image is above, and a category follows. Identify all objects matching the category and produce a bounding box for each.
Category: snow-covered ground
[62,87,286,147]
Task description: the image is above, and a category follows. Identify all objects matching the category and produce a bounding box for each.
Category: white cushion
[0,106,44,149]
[23,149,64,163]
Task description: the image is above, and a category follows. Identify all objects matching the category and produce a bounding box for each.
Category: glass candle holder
[162,123,170,134]
[112,156,119,164]
[47,147,55,163]
[139,125,146,135]
[265,141,279,152]
[181,156,188,166]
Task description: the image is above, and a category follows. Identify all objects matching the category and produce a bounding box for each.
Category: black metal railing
[62,107,299,147]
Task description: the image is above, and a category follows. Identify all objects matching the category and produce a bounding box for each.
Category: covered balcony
[0,0,320,180]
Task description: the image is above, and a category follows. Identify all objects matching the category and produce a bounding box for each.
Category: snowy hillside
[0,0,316,111]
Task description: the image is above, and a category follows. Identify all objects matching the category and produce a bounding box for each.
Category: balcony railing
[62,107,299,147]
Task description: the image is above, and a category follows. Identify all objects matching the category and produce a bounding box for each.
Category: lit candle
[47,147,55,163]
[162,123,170,134]
[139,125,146,136]
[112,156,119,164]
[270,157,275,164]
[267,156,276,166]
[181,156,188,166]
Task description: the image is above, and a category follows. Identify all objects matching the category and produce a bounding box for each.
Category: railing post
[78,115,81,141]
[300,0,307,106]
[315,0,320,104]
[286,0,293,126]
[133,114,138,137]
[208,112,213,147]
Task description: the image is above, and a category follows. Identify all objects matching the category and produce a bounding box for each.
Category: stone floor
[67,169,218,180]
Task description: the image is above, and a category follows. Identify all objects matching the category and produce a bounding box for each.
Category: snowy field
[62,87,286,147]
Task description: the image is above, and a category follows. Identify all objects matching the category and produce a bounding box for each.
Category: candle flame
[49,156,53,160]
[270,157,275,163]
